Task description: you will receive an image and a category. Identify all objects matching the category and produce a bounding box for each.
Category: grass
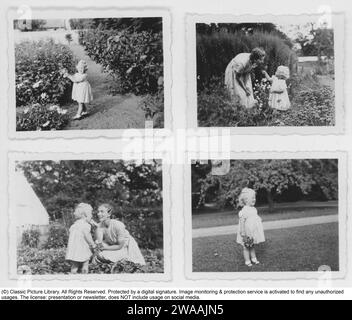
[192,222,339,272]
[193,203,338,229]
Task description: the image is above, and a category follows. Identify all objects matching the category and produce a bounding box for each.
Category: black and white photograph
[187,14,343,132]
[187,153,346,278]
[9,9,171,137]
[10,156,167,278]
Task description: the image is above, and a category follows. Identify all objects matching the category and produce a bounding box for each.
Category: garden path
[192,214,338,238]
[64,44,145,130]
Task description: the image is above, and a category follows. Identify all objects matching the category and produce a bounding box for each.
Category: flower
[40,93,48,100]
[32,80,43,89]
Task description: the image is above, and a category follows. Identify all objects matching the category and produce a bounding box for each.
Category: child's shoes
[73,114,82,120]
[245,261,253,267]
[251,258,260,265]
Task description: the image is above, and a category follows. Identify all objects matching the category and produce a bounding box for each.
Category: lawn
[192,222,339,272]
[193,202,337,229]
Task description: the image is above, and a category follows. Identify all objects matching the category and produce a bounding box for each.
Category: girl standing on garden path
[66,203,97,274]
[225,47,266,109]
[262,65,291,111]
[93,203,146,266]
[236,188,265,267]
[64,59,93,120]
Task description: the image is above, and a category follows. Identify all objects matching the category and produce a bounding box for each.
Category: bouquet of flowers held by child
[243,235,255,249]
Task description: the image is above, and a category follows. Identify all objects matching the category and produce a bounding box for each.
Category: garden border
[184,151,348,281]
[8,151,172,282]
[185,12,345,135]
[7,7,173,138]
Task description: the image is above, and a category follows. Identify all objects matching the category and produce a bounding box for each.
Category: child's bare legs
[81,260,89,274]
[250,247,259,264]
[243,247,251,265]
[82,103,87,114]
[70,261,80,274]
[76,103,84,117]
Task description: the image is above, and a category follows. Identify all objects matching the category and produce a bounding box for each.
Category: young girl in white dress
[66,203,96,274]
[262,65,291,111]
[236,188,265,267]
[64,60,93,120]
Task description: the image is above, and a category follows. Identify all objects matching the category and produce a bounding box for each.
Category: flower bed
[15,39,76,107]
[16,104,69,131]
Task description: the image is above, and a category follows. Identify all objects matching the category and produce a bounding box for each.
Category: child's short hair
[73,203,93,219]
[275,65,290,80]
[238,188,256,207]
[76,60,88,73]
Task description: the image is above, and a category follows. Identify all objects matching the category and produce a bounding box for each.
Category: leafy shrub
[80,29,163,95]
[197,30,296,91]
[139,87,164,128]
[21,228,41,248]
[17,247,163,274]
[15,40,76,107]
[198,73,334,127]
[44,223,69,249]
[16,104,69,131]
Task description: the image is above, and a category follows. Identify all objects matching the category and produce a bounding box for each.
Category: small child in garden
[236,188,265,267]
[66,203,96,274]
[63,60,93,120]
[262,65,291,111]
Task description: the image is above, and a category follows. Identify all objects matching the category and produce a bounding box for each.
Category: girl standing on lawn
[66,203,97,274]
[262,65,291,111]
[63,60,93,120]
[236,188,265,267]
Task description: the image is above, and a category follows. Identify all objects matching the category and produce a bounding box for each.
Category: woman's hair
[76,60,88,73]
[238,188,256,207]
[99,203,114,216]
[275,65,290,80]
[250,47,266,62]
[73,203,93,219]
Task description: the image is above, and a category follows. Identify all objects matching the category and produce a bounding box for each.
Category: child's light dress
[269,76,290,111]
[236,206,265,246]
[70,73,93,104]
[66,219,95,262]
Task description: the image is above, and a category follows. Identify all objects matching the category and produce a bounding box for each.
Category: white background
[1,0,352,296]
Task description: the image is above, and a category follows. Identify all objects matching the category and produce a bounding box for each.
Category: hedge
[15,40,76,107]
[196,30,297,91]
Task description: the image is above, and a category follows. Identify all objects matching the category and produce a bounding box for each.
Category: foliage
[80,28,163,95]
[17,247,163,274]
[139,87,164,128]
[21,228,41,248]
[44,223,69,249]
[194,159,338,210]
[16,160,163,250]
[294,26,334,58]
[114,207,163,250]
[16,104,69,131]
[196,30,296,91]
[15,40,76,107]
[70,18,162,33]
[197,74,334,127]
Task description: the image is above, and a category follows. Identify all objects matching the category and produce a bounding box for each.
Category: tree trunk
[266,189,274,213]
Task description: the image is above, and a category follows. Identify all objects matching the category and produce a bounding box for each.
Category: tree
[195,159,338,212]
[16,160,162,221]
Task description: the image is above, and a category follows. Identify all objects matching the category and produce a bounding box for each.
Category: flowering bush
[139,87,164,128]
[15,40,76,107]
[198,74,334,127]
[80,29,163,95]
[17,246,163,274]
[44,223,69,249]
[21,228,41,248]
[16,104,69,131]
